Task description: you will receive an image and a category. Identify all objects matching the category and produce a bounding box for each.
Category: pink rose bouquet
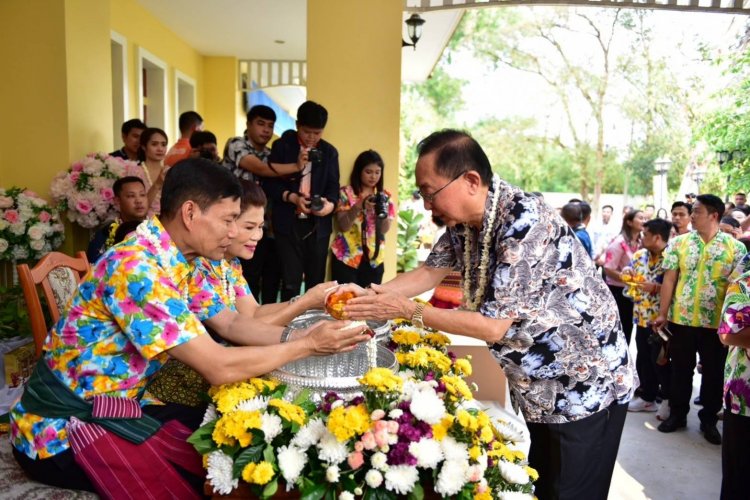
[50,153,143,229]
[0,187,65,261]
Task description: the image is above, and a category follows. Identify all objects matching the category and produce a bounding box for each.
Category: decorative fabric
[627,248,665,328]
[425,179,635,424]
[222,136,270,182]
[332,186,395,268]
[47,266,78,315]
[718,253,750,417]
[146,359,210,408]
[429,271,463,309]
[662,231,747,328]
[604,234,640,287]
[10,217,219,460]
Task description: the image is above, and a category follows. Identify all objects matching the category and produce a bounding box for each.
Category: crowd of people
[8,113,750,499]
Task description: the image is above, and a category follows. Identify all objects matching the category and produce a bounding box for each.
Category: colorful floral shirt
[604,234,640,287]
[331,186,395,269]
[193,257,252,308]
[10,218,223,459]
[425,176,636,424]
[627,248,665,328]
[662,231,747,328]
[718,253,750,416]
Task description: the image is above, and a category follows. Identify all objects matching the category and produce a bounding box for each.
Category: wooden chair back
[16,251,90,358]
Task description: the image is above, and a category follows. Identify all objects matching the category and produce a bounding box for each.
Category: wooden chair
[17,251,91,358]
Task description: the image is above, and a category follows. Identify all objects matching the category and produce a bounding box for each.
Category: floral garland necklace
[218,260,237,305]
[105,218,122,249]
[135,222,190,303]
[462,176,502,311]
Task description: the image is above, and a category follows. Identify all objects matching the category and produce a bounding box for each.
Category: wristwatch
[411,301,426,329]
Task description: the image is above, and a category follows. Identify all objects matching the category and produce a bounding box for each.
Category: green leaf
[292,388,312,406]
[300,483,327,500]
[407,481,424,500]
[186,421,217,455]
[263,444,276,465]
[262,478,278,499]
[232,444,265,479]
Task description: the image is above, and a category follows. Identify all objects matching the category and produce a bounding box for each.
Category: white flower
[0,196,13,208]
[371,451,389,471]
[441,436,469,462]
[12,246,28,260]
[354,487,363,495]
[0,239,8,254]
[206,450,238,495]
[235,396,270,412]
[277,445,308,484]
[291,418,326,449]
[27,224,45,241]
[330,399,344,410]
[326,464,340,483]
[409,385,446,425]
[435,460,468,496]
[317,430,348,464]
[498,492,534,500]
[365,469,383,488]
[494,421,525,444]
[261,413,283,443]
[200,405,217,426]
[409,438,444,469]
[498,460,530,485]
[388,409,404,419]
[10,222,25,236]
[0,220,7,230]
[384,465,419,495]
[339,492,355,500]
[30,239,44,251]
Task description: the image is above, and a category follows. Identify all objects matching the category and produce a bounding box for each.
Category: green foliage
[0,285,33,340]
[396,208,423,273]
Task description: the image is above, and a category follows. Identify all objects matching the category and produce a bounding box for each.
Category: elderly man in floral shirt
[654,194,747,444]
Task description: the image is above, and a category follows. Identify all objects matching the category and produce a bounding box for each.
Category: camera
[199,148,216,161]
[308,148,323,164]
[309,194,324,212]
[372,192,389,220]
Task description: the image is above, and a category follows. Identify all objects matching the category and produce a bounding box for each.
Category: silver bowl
[288,309,391,342]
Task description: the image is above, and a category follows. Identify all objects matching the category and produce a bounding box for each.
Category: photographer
[189,130,220,163]
[264,101,340,300]
[331,150,394,287]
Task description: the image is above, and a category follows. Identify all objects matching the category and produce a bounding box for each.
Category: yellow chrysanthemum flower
[432,415,454,441]
[479,425,494,443]
[442,375,474,401]
[242,461,275,485]
[474,490,493,500]
[213,410,262,447]
[211,381,261,414]
[327,404,371,442]
[391,329,422,346]
[397,347,453,373]
[525,465,539,481]
[469,445,481,461]
[456,410,479,432]
[358,368,403,393]
[453,358,473,376]
[423,332,450,347]
[268,399,307,426]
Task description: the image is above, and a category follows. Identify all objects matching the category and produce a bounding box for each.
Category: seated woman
[148,181,336,407]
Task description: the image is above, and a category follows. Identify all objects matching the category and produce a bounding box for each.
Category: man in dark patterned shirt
[346,129,636,500]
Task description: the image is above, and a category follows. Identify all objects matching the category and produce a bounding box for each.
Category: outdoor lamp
[402,13,426,50]
[654,157,672,175]
[716,150,730,165]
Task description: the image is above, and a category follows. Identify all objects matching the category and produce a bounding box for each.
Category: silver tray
[289,309,391,342]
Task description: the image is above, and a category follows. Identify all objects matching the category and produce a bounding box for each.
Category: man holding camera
[264,101,340,300]
[189,131,220,162]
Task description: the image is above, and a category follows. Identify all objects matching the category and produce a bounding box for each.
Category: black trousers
[12,403,206,493]
[635,325,667,402]
[528,402,628,500]
[608,285,634,345]
[275,218,329,301]
[667,322,727,425]
[241,234,283,304]
[721,410,750,500]
[330,253,384,288]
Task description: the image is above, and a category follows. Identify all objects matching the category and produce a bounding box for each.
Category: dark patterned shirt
[222,136,270,182]
[425,177,636,423]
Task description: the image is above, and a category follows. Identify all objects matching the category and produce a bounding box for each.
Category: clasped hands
[338,283,416,322]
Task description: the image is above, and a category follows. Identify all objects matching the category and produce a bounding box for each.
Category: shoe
[694,396,703,405]
[628,396,657,412]
[700,423,721,445]
[656,400,670,421]
[658,415,687,433]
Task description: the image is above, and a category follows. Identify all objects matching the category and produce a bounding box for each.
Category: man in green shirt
[654,194,747,444]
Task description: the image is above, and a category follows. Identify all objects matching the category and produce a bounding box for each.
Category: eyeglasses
[417,172,465,203]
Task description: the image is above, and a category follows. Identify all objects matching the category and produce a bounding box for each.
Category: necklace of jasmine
[219,260,237,305]
[462,177,501,312]
[136,222,189,303]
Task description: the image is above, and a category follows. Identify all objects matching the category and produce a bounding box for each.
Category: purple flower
[725,378,750,411]
[398,422,423,441]
[350,396,365,406]
[387,442,417,466]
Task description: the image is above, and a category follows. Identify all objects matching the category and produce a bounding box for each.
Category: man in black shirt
[110,119,146,161]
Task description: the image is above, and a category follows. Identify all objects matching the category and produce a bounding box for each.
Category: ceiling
[137,0,460,82]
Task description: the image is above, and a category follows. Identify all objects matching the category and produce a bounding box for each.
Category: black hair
[579,201,592,220]
[190,131,217,149]
[297,101,328,128]
[247,105,277,123]
[739,237,750,252]
[416,129,493,187]
[137,128,168,162]
[656,208,669,219]
[736,192,746,197]
[561,203,583,226]
[671,201,692,215]
[160,159,241,220]
[726,202,737,210]
[113,176,145,197]
[568,198,583,203]
[113,220,142,245]
[239,180,267,212]
[602,204,614,211]
[620,210,643,241]
[645,204,655,210]
[643,218,672,242]
[696,194,725,219]
[350,150,385,196]
[121,119,147,136]
[178,111,203,134]
[721,216,740,229]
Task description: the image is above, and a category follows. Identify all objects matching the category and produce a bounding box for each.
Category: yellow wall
[307,0,403,279]
[203,57,243,147]
[110,0,204,143]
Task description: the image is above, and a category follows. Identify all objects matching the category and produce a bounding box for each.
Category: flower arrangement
[0,187,65,261]
[190,319,537,499]
[50,153,143,229]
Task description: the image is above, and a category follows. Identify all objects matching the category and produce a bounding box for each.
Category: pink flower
[347,451,364,470]
[373,420,388,433]
[361,431,377,450]
[23,190,37,197]
[354,441,364,452]
[100,187,114,201]
[0,196,13,208]
[70,171,80,183]
[387,420,399,433]
[75,200,93,214]
[374,430,389,448]
[71,162,84,172]
[4,210,19,223]
[371,409,386,421]
[39,211,51,222]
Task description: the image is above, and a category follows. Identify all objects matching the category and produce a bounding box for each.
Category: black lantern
[402,13,426,50]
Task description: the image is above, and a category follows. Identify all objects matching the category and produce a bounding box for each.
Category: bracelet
[280,327,294,343]
[411,301,426,329]
[289,295,301,304]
